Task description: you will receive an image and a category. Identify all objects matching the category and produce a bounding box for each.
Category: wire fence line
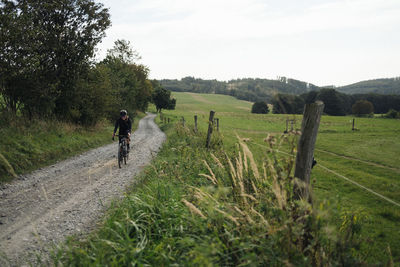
[317,164,400,208]
[252,142,400,208]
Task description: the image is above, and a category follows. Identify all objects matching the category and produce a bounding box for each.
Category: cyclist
[112,110,132,152]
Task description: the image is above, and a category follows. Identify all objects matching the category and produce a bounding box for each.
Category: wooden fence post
[182,116,185,127]
[216,118,219,132]
[285,119,289,133]
[293,101,324,203]
[205,111,215,148]
[352,118,355,131]
[168,118,170,123]
[194,115,198,132]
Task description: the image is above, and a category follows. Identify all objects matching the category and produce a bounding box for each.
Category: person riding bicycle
[112,110,132,152]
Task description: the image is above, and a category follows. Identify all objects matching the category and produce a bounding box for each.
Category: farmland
[161,92,400,261]
[54,92,400,265]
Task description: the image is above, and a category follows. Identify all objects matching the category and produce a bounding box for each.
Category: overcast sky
[96,0,400,86]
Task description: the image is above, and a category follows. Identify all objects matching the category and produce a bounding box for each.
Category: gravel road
[0,114,165,266]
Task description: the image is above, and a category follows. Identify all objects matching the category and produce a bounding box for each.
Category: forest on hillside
[160,76,319,102]
[337,78,400,95]
[160,77,400,115]
[272,89,400,115]
[160,77,400,104]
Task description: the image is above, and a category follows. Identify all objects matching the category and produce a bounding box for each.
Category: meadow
[162,92,400,261]
[53,92,399,265]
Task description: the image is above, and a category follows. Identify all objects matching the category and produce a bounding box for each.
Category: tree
[352,100,374,116]
[100,40,153,119]
[316,89,346,116]
[0,0,111,119]
[272,94,304,114]
[251,101,269,114]
[152,87,176,113]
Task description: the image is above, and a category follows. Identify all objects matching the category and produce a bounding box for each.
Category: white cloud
[96,0,400,85]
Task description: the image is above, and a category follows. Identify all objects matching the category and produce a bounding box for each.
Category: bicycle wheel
[123,142,127,165]
[118,145,122,168]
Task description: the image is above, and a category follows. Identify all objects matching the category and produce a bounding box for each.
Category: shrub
[384,109,400,119]
[251,101,269,114]
[352,100,374,116]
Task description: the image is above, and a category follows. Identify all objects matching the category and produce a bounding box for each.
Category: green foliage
[0,119,110,182]
[0,112,145,183]
[160,76,319,103]
[384,109,400,119]
[152,84,176,113]
[100,40,153,119]
[160,92,400,262]
[338,77,400,95]
[272,94,305,114]
[352,100,374,116]
[0,0,111,120]
[251,101,269,114]
[54,122,370,266]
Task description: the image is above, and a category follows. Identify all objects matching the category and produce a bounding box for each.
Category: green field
[161,92,400,261]
[54,92,399,265]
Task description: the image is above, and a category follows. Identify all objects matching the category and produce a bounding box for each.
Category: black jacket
[114,117,132,135]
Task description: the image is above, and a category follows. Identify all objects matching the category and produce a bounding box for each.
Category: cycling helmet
[120,109,127,116]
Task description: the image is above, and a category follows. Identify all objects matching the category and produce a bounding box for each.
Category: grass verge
[52,120,392,266]
[0,113,144,183]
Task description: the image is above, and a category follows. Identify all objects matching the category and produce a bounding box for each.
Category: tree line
[272,89,400,116]
[0,0,174,126]
[160,77,319,103]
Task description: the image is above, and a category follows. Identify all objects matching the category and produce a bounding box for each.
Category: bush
[352,100,374,116]
[251,101,269,114]
[384,109,400,119]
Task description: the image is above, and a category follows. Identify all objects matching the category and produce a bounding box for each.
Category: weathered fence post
[293,101,324,203]
[182,116,185,127]
[205,111,215,148]
[194,115,198,132]
[352,118,355,131]
[216,118,219,132]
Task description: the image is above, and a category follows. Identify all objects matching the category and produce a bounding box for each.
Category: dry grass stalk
[215,208,240,226]
[240,193,258,202]
[182,199,206,219]
[239,141,260,181]
[226,155,238,187]
[203,160,217,183]
[199,173,217,185]
[250,207,270,228]
[192,187,219,205]
[233,206,255,224]
[211,153,224,169]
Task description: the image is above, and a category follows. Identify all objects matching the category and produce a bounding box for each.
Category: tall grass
[0,112,144,183]
[53,122,388,266]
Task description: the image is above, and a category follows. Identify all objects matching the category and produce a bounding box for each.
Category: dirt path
[0,114,165,266]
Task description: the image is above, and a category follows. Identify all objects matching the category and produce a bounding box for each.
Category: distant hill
[337,78,400,95]
[159,76,400,103]
[159,77,319,102]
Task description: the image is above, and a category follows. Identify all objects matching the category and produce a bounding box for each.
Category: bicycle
[113,135,129,168]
